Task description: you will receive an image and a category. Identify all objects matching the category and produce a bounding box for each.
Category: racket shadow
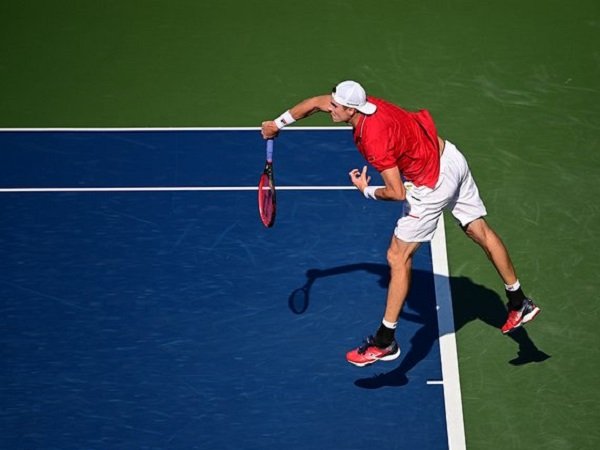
[450,276,551,367]
[286,265,439,387]
[287,264,390,315]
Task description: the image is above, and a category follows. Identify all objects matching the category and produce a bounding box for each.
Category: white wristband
[274,110,296,129]
[363,186,379,200]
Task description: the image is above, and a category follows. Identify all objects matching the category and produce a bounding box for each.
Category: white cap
[332,80,377,115]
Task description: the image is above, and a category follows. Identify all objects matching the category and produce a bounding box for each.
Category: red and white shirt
[353,97,441,188]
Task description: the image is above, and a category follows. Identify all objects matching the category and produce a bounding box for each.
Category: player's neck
[348,112,363,128]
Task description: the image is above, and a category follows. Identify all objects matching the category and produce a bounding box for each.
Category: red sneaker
[501,298,541,334]
[346,336,401,367]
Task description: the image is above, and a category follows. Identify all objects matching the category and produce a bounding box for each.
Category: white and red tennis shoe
[346,336,401,367]
[501,298,541,334]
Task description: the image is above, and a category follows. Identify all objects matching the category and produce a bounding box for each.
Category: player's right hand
[261,121,279,139]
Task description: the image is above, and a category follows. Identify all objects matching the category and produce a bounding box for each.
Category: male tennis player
[261,80,540,367]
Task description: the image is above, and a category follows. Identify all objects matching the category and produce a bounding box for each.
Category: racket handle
[266,139,274,163]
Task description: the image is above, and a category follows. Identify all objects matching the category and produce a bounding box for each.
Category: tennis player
[261,80,540,367]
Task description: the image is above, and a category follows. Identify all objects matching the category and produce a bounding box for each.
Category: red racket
[258,139,276,227]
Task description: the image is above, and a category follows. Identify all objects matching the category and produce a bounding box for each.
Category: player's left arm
[349,165,406,201]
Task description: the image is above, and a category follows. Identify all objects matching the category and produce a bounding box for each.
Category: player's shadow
[288,263,550,389]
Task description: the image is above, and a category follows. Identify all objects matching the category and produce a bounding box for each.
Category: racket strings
[258,174,276,227]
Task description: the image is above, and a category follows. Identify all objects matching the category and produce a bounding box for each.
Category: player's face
[328,98,355,123]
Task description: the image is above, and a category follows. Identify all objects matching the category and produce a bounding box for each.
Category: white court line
[0,186,356,193]
[431,216,466,450]
[0,126,351,132]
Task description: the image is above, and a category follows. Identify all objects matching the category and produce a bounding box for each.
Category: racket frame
[258,139,276,227]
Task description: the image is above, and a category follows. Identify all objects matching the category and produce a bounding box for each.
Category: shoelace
[357,336,375,355]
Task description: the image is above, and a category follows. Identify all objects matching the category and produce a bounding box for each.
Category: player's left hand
[349,165,371,192]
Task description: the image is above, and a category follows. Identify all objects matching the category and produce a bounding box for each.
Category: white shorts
[394,141,487,242]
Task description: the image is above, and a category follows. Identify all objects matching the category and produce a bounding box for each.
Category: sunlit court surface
[1,128,465,449]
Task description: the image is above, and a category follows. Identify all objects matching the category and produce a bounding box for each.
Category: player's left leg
[346,236,420,367]
[382,236,421,332]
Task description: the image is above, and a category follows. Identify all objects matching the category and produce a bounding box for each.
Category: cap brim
[357,102,377,115]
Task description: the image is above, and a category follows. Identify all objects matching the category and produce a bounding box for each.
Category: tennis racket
[258,139,276,228]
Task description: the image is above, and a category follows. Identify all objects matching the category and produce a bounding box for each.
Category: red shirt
[353,97,440,188]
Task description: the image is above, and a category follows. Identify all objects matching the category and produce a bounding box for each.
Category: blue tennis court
[0,129,463,449]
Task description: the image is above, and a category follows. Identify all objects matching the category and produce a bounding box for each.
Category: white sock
[504,280,521,292]
[382,319,398,329]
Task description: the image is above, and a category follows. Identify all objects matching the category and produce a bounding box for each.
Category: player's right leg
[462,218,541,333]
[447,140,541,334]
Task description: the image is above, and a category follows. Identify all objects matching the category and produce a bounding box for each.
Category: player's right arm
[261,95,331,139]
[349,165,406,201]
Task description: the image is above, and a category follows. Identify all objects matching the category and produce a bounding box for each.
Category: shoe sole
[347,347,401,367]
[522,306,541,324]
[502,306,541,335]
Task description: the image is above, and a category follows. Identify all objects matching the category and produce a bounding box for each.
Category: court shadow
[288,263,550,389]
[450,276,551,367]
